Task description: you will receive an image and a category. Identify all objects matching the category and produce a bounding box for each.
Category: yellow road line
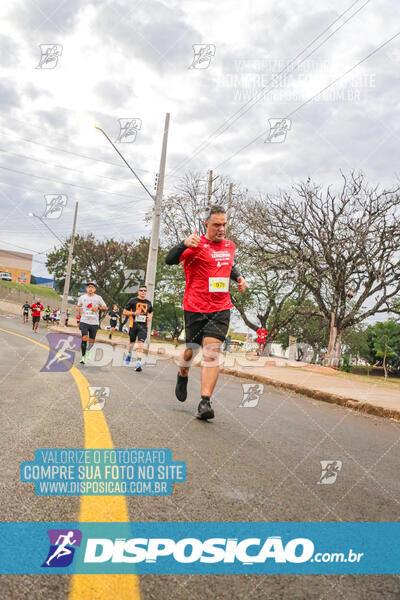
[0,327,140,600]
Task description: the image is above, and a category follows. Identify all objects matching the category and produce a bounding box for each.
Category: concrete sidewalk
[50,325,400,422]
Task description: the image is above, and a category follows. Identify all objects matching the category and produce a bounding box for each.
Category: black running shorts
[129,324,147,343]
[32,315,40,324]
[184,309,230,345]
[79,322,99,339]
[110,319,117,328]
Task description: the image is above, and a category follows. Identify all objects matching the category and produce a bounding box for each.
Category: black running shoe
[175,373,188,402]
[196,397,215,420]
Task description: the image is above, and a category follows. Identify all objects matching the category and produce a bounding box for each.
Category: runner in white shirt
[76,283,107,364]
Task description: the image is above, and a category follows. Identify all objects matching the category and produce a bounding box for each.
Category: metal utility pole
[200,169,219,233]
[207,169,213,204]
[207,169,219,205]
[226,182,233,235]
[60,201,78,326]
[95,116,170,343]
[145,113,170,307]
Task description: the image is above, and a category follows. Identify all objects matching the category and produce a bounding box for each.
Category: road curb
[220,366,400,422]
[50,327,400,423]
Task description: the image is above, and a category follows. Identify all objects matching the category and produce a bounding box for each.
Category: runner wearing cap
[76,283,107,364]
[165,205,247,420]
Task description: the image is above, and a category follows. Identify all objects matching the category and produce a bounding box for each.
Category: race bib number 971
[209,277,229,292]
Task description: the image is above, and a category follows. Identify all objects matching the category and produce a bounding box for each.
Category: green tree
[276,300,329,362]
[341,325,373,364]
[371,320,400,378]
[46,234,149,327]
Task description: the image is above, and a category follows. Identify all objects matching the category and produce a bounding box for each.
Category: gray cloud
[8,0,86,37]
[93,80,135,109]
[0,81,21,112]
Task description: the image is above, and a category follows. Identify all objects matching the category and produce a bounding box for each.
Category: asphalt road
[1,315,400,599]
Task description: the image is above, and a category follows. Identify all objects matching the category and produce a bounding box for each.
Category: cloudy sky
[0,0,399,277]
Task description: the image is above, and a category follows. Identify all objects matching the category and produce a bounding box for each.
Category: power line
[213,29,400,171]
[168,0,370,176]
[0,178,152,211]
[0,147,140,185]
[0,128,161,176]
[0,240,51,263]
[0,163,147,200]
[0,125,182,179]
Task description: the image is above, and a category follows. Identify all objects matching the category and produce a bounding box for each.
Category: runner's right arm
[123,298,134,317]
[165,241,186,265]
[165,229,201,264]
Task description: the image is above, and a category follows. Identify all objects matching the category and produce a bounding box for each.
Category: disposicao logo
[82,536,314,564]
[42,529,82,567]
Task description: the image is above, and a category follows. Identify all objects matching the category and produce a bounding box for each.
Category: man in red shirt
[256,326,268,356]
[165,205,247,420]
[31,298,44,332]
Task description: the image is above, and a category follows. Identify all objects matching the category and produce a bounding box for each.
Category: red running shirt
[180,235,236,313]
[31,303,43,317]
[257,328,268,343]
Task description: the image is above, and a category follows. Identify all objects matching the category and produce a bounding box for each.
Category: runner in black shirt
[22,301,30,324]
[108,305,119,339]
[123,285,153,371]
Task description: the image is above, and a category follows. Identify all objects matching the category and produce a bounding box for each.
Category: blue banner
[1,522,399,574]
[20,449,186,496]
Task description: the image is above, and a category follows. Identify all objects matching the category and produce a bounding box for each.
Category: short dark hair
[205,205,226,221]
[139,285,147,290]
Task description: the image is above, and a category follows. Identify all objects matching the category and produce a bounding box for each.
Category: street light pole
[95,115,170,343]
[145,113,170,307]
[94,125,155,202]
[60,201,78,326]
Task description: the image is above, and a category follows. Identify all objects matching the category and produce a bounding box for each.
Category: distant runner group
[22,300,69,330]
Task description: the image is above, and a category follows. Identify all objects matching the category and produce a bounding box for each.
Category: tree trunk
[326,312,335,359]
[327,312,342,368]
[333,331,342,369]
[383,350,387,379]
[262,331,276,357]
